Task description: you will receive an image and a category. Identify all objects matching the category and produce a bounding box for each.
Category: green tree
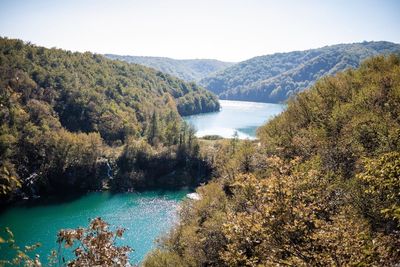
[234,140,255,173]
[230,131,239,154]
[147,111,161,146]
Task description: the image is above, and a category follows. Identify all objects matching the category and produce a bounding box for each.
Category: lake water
[184,100,285,139]
[0,190,188,265]
[0,100,285,265]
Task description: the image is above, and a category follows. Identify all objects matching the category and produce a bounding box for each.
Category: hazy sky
[0,0,399,61]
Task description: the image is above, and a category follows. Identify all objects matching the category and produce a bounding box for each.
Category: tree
[147,111,161,146]
[230,131,239,154]
[146,55,400,266]
[234,140,255,173]
[57,217,131,267]
[357,152,400,229]
[187,124,196,150]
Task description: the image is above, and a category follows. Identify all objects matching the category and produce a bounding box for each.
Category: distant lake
[184,100,285,139]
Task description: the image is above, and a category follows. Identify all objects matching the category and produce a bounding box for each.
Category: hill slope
[0,38,219,141]
[144,55,400,266]
[0,37,218,200]
[105,54,234,82]
[200,41,400,102]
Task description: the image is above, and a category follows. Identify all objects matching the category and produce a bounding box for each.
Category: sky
[0,0,399,62]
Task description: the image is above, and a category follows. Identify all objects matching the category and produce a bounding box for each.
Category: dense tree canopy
[144,55,400,266]
[0,37,217,203]
[105,54,234,82]
[2,36,400,266]
[200,41,400,103]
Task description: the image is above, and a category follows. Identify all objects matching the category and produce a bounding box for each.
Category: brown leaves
[57,217,132,267]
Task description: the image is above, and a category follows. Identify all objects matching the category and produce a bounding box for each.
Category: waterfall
[106,161,113,179]
[23,173,40,199]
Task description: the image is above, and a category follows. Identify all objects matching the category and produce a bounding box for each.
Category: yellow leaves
[0,227,43,266]
[217,156,362,266]
[143,249,186,267]
[144,56,400,266]
[24,242,41,252]
[357,152,400,224]
[5,227,14,239]
[0,162,21,197]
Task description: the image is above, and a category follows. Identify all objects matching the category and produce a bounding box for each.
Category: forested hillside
[200,41,400,103]
[144,55,400,266]
[105,54,234,82]
[0,37,218,203]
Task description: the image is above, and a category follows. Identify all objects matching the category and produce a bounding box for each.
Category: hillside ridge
[200,41,400,102]
[105,54,234,82]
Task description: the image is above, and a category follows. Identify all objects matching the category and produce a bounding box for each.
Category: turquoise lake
[184,100,285,139]
[0,190,189,265]
[0,100,285,265]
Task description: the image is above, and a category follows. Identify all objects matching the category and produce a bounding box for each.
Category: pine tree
[147,111,160,146]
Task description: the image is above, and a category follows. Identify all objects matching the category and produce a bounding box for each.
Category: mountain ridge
[0,37,219,201]
[199,41,400,103]
[105,54,234,82]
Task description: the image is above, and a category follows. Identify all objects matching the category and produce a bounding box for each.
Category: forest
[0,37,219,204]
[1,38,399,266]
[200,41,400,103]
[143,55,400,266]
[105,54,234,82]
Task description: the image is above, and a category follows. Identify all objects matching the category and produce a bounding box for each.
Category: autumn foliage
[144,55,400,266]
[57,217,131,267]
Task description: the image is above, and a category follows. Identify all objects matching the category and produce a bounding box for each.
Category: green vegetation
[201,41,400,103]
[0,37,218,203]
[200,135,224,140]
[105,54,234,82]
[144,55,400,266]
[2,36,399,266]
